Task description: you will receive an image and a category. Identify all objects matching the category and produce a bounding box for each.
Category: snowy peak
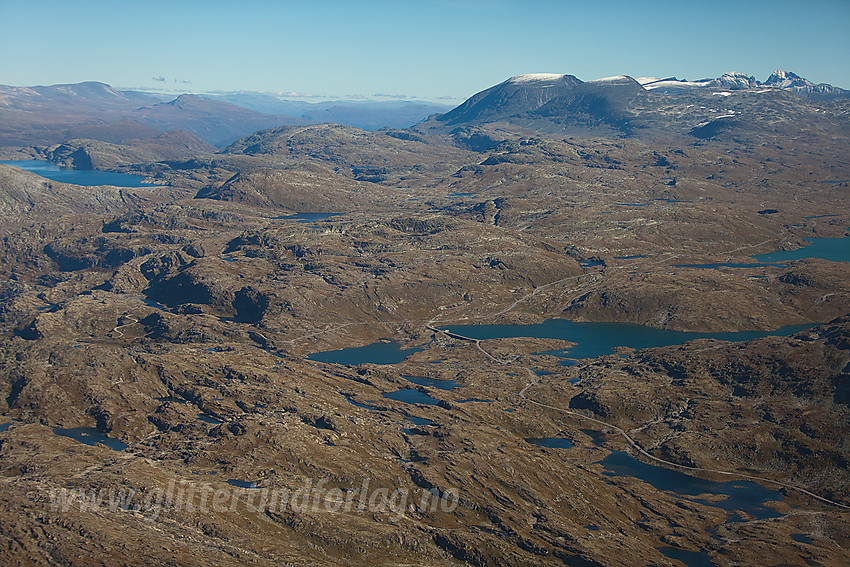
[31,81,138,104]
[588,75,635,85]
[417,67,850,143]
[639,69,848,100]
[764,69,848,99]
[714,72,759,89]
[507,73,569,84]
[641,72,757,91]
[438,73,582,125]
[765,70,814,89]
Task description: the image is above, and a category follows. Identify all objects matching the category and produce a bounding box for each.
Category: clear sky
[1,0,849,102]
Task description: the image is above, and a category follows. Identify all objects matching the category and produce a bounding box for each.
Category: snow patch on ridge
[643,79,712,90]
[508,74,566,83]
[589,75,630,83]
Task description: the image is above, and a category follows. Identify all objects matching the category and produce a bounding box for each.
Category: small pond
[308,341,424,365]
[790,533,815,545]
[53,427,128,451]
[382,389,440,406]
[402,375,459,391]
[197,413,223,425]
[526,437,574,449]
[656,546,716,567]
[226,479,259,489]
[274,212,342,223]
[343,394,378,410]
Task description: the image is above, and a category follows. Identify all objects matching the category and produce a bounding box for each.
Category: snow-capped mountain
[641,70,848,100]
[437,73,583,125]
[765,70,813,89]
[638,73,759,92]
[762,70,848,99]
[414,68,850,145]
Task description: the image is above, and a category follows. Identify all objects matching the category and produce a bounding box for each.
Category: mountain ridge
[640,69,849,99]
[413,69,850,146]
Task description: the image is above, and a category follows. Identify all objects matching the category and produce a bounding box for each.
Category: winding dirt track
[110,316,138,338]
[423,266,850,511]
[518,370,850,510]
[128,237,846,509]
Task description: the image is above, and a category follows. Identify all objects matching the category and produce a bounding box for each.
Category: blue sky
[1,0,849,102]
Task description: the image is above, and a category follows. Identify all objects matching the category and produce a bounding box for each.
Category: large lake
[307,320,812,365]
[1,159,152,188]
[440,320,812,360]
[600,450,783,521]
[751,235,850,263]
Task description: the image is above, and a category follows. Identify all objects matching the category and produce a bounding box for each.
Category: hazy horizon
[2,0,849,102]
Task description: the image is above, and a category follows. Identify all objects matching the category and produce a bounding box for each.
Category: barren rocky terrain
[0,73,848,566]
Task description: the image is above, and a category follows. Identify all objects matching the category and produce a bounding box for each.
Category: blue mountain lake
[274,212,342,223]
[308,320,812,365]
[402,375,459,390]
[1,160,152,187]
[440,319,812,360]
[750,235,850,263]
[526,437,574,448]
[53,427,128,451]
[382,388,440,405]
[308,340,424,365]
[601,450,783,520]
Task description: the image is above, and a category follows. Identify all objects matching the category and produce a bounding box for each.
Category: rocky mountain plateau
[0,70,848,566]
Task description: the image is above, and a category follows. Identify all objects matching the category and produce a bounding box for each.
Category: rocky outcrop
[41,131,216,170]
[0,164,160,227]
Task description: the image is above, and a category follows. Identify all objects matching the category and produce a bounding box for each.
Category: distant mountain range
[0,81,452,150]
[1,70,847,163]
[206,92,453,131]
[0,82,297,148]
